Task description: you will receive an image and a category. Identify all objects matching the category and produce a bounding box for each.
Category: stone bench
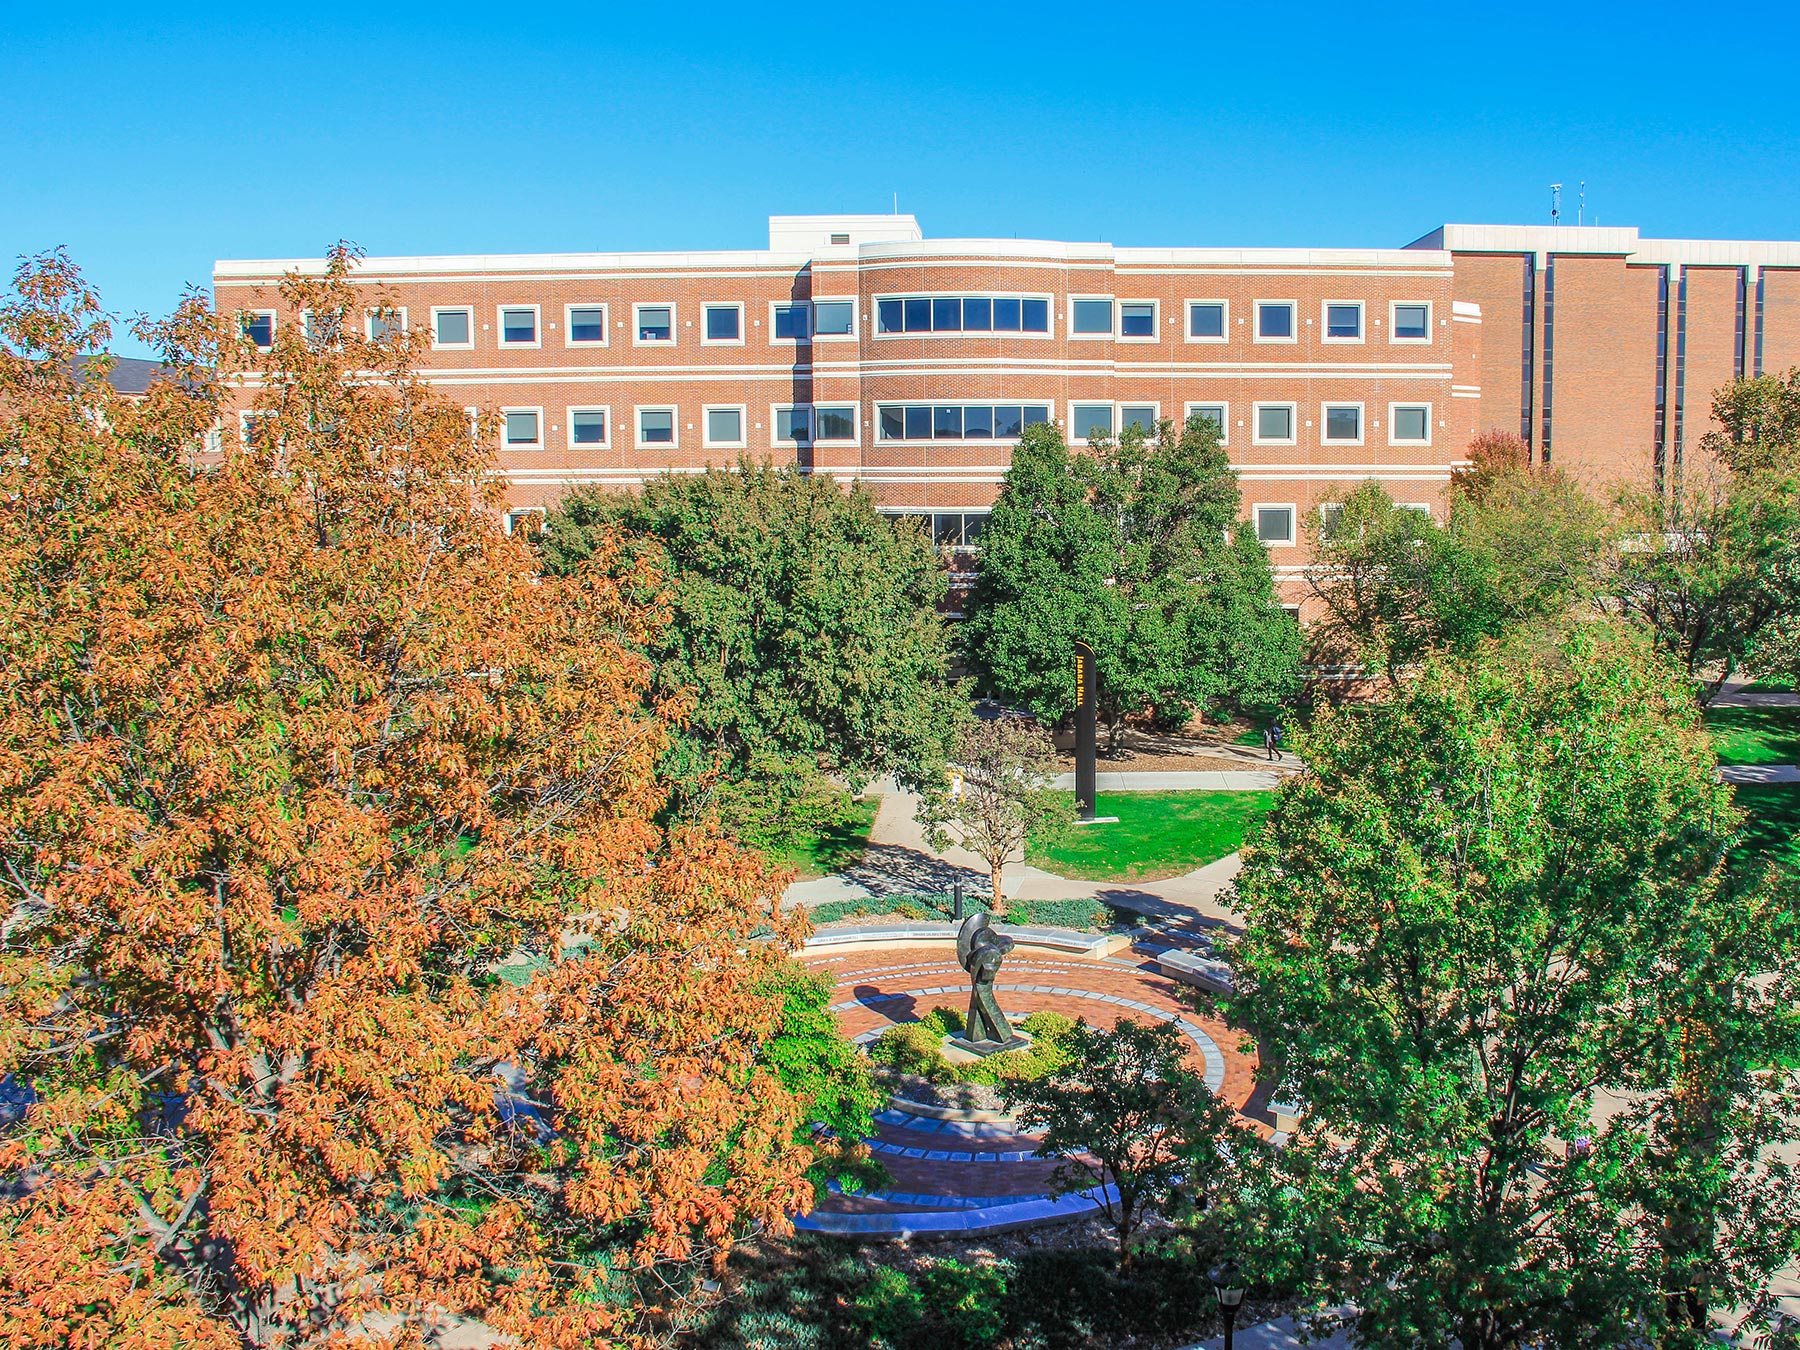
[1153,947,1234,995]
[804,922,1133,960]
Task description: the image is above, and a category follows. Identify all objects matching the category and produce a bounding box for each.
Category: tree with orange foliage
[0,247,826,1348]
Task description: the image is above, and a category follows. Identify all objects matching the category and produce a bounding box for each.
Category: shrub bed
[867,1009,1079,1087]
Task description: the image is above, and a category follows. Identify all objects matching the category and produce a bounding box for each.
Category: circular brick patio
[797,943,1263,1238]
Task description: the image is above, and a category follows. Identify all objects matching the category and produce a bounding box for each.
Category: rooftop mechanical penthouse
[214,215,1800,600]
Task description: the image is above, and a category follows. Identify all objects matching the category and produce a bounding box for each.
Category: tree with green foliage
[961,416,1299,746]
[1228,627,1800,1350]
[1306,455,1604,684]
[539,461,965,841]
[916,715,1063,918]
[1699,367,1800,474]
[755,962,888,1196]
[1609,462,1800,702]
[1003,1017,1247,1268]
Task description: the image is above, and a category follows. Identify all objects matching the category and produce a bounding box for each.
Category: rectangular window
[367,308,405,340]
[1072,403,1114,440]
[1256,302,1296,341]
[705,406,744,445]
[1255,403,1296,443]
[500,307,539,346]
[433,306,473,348]
[933,513,966,548]
[875,295,1048,336]
[933,405,963,439]
[503,409,541,448]
[1319,502,1344,540]
[815,406,856,440]
[775,406,812,442]
[993,405,1023,439]
[1255,505,1296,545]
[1324,303,1362,340]
[637,408,676,445]
[1187,301,1226,340]
[636,305,674,343]
[1323,404,1362,443]
[962,297,991,331]
[880,406,906,440]
[503,508,545,539]
[1186,403,1227,443]
[903,298,932,332]
[1119,302,1156,338]
[566,305,607,344]
[703,304,741,343]
[569,408,608,447]
[774,303,810,340]
[876,404,1050,441]
[962,404,994,438]
[1391,404,1431,443]
[1392,303,1431,341]
[1071,298,1114,335]
[1120,404,1157,434]
[813,300,854,336]
[932,297,962,331]
[242,311,275,348]
[1021,298,1049,332]
[992,297,1021,331]
[876,299,903,334]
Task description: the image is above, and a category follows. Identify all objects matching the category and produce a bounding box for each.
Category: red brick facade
[213,217,1800,603]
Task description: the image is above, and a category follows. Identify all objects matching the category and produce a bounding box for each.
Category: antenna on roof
[1578,181,1586,227]
[1550,183,1563,226]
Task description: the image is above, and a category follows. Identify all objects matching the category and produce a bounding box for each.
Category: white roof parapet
[1411,223,1800,269]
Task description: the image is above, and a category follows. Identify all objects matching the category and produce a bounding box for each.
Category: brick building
[213,215,1800,604]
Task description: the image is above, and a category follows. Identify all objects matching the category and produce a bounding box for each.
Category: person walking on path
[1265,721,1284,762]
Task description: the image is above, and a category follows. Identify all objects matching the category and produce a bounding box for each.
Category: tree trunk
[990,863,1006,920]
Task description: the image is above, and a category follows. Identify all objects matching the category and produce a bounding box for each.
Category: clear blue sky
[5,1,1797,358]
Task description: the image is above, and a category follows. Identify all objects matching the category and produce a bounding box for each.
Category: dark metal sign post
[1074,640,1098,822]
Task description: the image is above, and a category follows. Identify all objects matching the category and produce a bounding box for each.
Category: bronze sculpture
[954,911,1022,1051]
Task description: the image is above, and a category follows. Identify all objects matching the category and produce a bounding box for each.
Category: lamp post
[1210,1260,1245,1350]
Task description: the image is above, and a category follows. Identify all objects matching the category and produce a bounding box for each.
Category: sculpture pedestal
[941,1030,1032,1063]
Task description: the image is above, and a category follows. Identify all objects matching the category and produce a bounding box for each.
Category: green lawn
[1731,784,1800,874]
[1704,705,1800,766]
[1027,789,1275,882]
[761,795,878,880]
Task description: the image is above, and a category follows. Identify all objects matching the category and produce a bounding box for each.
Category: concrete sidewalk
[783,789,1247,929]
[1050,769,1288,791]
[1721,764,1800,784]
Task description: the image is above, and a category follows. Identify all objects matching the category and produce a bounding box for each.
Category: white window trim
[635,405,679,449]
[632,303,677,347]
[1116,299,1159,344]
[565,404,611,451]
[1253,503,1299,547]
[1389,300,1434,346]
[811,403,861,446]
[1388,402,1434,446]
[1321,299,1365,345]
[242,309,277,350]
[770,403,813,444]
[1068,294,1116,340]
[365,306,408,340]
[702,403,748,449]
[1117,401,1161,436]
[1400,502,1434,518]
[871,292,1055,340]
[1320,401,1366,446]
[500,405,545,451]
[503,506,546,538]
[236,409,270,449]
[769,300,811,345]
[810,298,858,342]
[1068,400,1117,444]
[430,306,475,351]
[1252,401,1299,446]
[700,302,745,347]
[562,303,609,349]
[1183,401,1230,446]
[1184,299,1229,344]
[1253,300,1300,345]
[496,304,542,349]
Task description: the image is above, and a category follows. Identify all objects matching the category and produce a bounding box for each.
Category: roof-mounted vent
[830,232,850,245]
